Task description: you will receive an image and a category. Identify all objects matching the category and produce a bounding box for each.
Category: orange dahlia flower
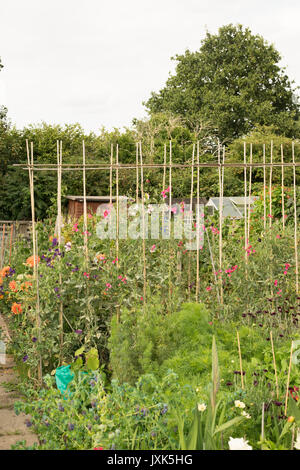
[26,256,40,268]
[11,302,22,314]
[9,280,18,292]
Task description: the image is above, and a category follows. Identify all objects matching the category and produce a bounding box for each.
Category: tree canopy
[145,24,299,141]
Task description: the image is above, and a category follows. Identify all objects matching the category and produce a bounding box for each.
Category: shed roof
[206,196,258,218]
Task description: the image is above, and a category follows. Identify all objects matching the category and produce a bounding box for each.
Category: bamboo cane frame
[284,341,294,416]
[292,142,299,294]
[269,140,273,228]
[195,141,200,302]
[263,144,266,230]
[139,141,147,304]
[247,143,252,242]
[0,224,5,269]
[218,144,224,305]
[281,144,285,231]
[270,330,279,399]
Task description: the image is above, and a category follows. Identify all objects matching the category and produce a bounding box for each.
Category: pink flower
[274,280,278,287]
[206,286,212,291]
[72,223,79,232]
[83,272,90,278]
[276,235,281,239]
[106,283,112,288]
[150,244,156,253]
[88,213,93,219]
[118,275,123,279]
[112,258,119,264]
[171,207,177,214]
[103,210,110,218]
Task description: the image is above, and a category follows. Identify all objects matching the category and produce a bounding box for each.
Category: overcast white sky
[0,0,299,133]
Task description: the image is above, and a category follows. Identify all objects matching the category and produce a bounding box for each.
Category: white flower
[241,411,251,419]
[234,400,246,409]
[65,241,71,252]
[228,437,252,450]
[195,387,200,393]
[198,403,207,412]
[294,429,300,450]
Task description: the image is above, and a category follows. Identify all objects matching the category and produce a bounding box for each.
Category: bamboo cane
[35,231,42,384]
[196,141,200,302]
[163,143,166,191]
[284,341,294,416]
[188,144,195,301]
[244,142,248,262]
[292,142,299,294]
[136,142,139,204]
[0,224,5,269]
[270,331,279,399]
[57,140,63,363]
[8,224,13,265]
[237,330,244,390]
[269,140,273,228]
[218,144,224,305]
[110,144,113,206]
[281,144,285,231]
[116,143,119,269]
[263,144,266,230]
[139,141,147,304]
[82,141,88,267]
[247,143,253,242]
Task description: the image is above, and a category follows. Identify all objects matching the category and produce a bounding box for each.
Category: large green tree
[145,24,299,141]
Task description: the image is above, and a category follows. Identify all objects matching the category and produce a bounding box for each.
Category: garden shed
[65,196,122,220]
[206,196,259,219]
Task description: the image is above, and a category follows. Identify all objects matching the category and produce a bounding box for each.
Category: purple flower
[22,355,28,362]
[54,287,59,293]
[32,337,37,343]
[68,423,74,431]
[75,329,82,335]
[25,419,32,427]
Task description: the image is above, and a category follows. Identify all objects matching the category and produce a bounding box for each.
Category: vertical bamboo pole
[8,224,13,265]
[35,231,42,385]
[82,141,88,267]
[136,142,139,204]
[292,142,299,294]
[244,142,248,262]
[237,330,244,390]
[139,141,147,304]
[188,144,195,301]
[162,143,167,191]
[270,331,279,399]
[116,144,120,322]
[269,140,273,228]
[116,144,119,269]
[247,143,253,242]
[195,141,200,302]
[263,144,266,230]
[284,341,294,416]
[281,144,285,231]
[168,141,173,306]
[110,144,113,206]
[26,141,37,280]
[0,224,5,269]
[57,140,63,363]
[218,144,224,305]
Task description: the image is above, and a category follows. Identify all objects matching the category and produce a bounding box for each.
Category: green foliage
[145,24,299,141]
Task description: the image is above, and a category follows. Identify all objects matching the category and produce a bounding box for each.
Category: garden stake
[0,224,5,269]
[269,140,273,228]
[168,140,173,307]
[162,143,166,191]
[281,144,285,231]
[218,144,224,305]
[270,331,279,399]
[284,341,294,416]
[263,144,266,230]
[292,142,299,294]
[237,330,244,389]
[35,231,42,385]
[8,224,13,265]
[196,141,200,302]
[243,142,248,264]
[26,141,37,281]
[247,143,252,242]
[188,143,195,301]
[116,144,120,322]
[82,140,88,268]
[57,140,64,363]
[110,143,113,206]
[139,141,147,305]
[136,142,139,203]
